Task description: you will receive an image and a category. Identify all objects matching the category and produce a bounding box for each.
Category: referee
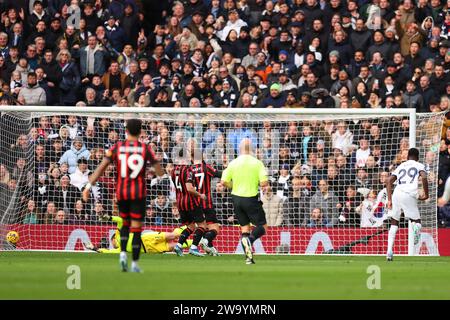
[221,138,269,264]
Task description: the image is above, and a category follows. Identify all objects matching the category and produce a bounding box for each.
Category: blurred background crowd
[0,0,448,228]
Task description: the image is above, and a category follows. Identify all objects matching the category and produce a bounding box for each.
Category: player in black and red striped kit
[83,119,164,272]
[170,156,207,257]
[191,159,222,256]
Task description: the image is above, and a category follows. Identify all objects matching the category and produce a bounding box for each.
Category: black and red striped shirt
[190,161,221,209]
[108,140,157,201]
[171,164,200,212]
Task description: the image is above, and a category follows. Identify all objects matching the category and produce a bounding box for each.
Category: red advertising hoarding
[3,224,446,255]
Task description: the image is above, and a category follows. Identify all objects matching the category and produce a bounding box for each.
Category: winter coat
[309,191,340,226]
[58,142,91,174]
[18,84,46,105]
[402,90,424,111]
[262,193,284,226]
[350,29,372,52]
[259,92,287,108]
[59,61,81,106]
[79,45,108,77]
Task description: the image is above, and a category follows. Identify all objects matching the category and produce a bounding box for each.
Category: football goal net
[0,107,443,255]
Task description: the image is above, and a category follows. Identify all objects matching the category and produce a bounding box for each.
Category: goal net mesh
[0,109,443,255]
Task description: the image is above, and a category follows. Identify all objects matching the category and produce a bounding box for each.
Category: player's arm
[207,164,222,178]
[186,182,207,200]
[418,170,429,201]
[386,175,397,210]
[147,144,165,177]
[258,161,269,188]
[82,154,112,202]
[220,167,232,189]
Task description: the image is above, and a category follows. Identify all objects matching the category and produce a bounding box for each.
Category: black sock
[178,228,192,246]
[249,226,266,244]
[120,225,130,252]
[204,229,218,247]
[193,227,206,246]
[132,232,141,261]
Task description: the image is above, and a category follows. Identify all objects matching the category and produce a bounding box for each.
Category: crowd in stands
[0,0,448,227]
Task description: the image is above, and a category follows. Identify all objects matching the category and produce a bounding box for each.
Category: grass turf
[1,252,450,300]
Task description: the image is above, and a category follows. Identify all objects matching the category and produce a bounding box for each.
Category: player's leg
[164,232,178,242]
[129,200,146,273]
[118,200,131,272]
[386,218,399,261]
[190,209,207,256]
[201,209,220,256]
[404,194,422,246]
[386,191,402,261]
[411,218,422,245]
[174,211,194,256]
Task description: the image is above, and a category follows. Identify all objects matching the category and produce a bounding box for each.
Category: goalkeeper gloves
[83,241,99,252]
[99,214,112,222]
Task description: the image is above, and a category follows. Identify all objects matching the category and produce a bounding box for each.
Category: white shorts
[388,190,420,221]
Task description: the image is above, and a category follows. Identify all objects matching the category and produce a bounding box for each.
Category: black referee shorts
[231,195,266,227]
[179,207,205,225]
[117,199,146,221]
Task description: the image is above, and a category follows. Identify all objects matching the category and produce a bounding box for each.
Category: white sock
[191,245,198,250]
[131,261,138,269]
[176,243,183,248]
[387,225,399,255]
[120,251,127,260]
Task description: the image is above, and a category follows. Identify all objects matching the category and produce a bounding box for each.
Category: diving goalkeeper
[85,216,191,254]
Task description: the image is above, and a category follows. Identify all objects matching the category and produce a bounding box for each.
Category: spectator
[418,74,436,112]
[102,60,130,94]
[53,209,67,225]
[80,35,107,78]
[309,179,341,226]
[213,182,234,225]
[41,201,56,224]
[150,194,173,226]
[403,80,424,110]
[57,49,80,106]
[17,72,46,105]
[70,199,91,225]
[58,137,91,174]
[261,184,284,227]
[22,199,40,224]
[69,158,90,191]
[307,207,330,227]
[48,174,80,216]
[286,176,312,226]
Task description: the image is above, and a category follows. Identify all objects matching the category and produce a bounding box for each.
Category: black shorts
[203,208,218,224]
[231,195,266,227]
[179,207,205,224]
[117,199,146,221]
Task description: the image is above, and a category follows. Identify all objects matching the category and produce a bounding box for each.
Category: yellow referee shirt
[221,154,268,197]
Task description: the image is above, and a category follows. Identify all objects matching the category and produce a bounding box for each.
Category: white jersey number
[119,154,144,179]
[195,173,204,190]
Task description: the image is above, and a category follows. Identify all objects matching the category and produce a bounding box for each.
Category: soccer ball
[6,231,19,244]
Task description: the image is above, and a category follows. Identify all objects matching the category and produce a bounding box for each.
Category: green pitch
[1,252,450,300]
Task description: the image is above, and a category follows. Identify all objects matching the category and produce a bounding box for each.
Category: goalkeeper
[85,216,192,254]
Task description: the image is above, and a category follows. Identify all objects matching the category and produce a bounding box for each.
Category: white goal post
[0,107,443,255]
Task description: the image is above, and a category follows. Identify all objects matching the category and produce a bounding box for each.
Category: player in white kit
[386,148,429,261]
